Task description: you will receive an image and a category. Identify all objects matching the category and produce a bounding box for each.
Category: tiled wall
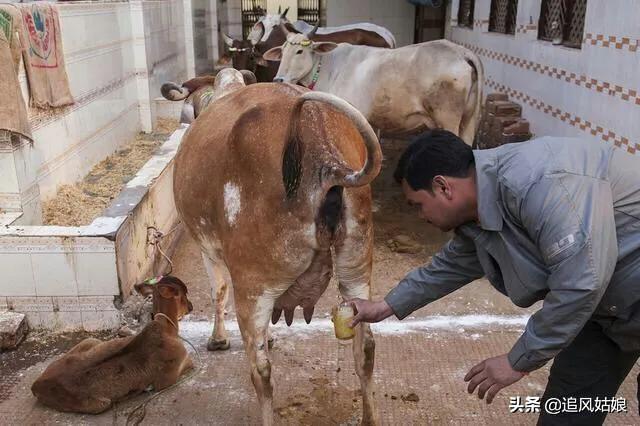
[0,126,187,331]
[325,0,415,47]
[4,0,196,226]
[0,236,120,331]
[447,0,640,154]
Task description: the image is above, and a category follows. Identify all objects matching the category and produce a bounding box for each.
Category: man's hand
[464,354,526,404]
[346,299,394,327]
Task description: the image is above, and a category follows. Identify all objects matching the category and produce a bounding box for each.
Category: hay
[43,119,179,226]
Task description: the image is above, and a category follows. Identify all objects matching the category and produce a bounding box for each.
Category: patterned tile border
[455,41,640,106]
[584,33,639,52]
[486,77,639,155]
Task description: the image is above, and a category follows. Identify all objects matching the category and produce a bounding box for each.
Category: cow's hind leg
[234,287,280,426]
[335,189,379,426]
[202,253,231,351]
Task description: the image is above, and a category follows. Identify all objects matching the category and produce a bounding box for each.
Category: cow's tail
[291,92,382,189]
[161,82,190,101]
[458,51,484,147]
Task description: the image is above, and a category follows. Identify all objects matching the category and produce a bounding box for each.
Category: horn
[306,21,319,39]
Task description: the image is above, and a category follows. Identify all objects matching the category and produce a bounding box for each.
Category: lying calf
[31,276,193,414]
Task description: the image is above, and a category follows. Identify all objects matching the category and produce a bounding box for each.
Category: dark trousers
[538,321,639,425]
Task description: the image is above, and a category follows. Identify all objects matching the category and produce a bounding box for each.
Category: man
[349,130,640,424]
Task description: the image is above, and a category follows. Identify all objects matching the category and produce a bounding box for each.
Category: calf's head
[135,276,193,321]
[265,31,337,84]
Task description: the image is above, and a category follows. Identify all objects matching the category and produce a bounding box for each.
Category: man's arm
[507,174,618,372]
[384,231,485,319]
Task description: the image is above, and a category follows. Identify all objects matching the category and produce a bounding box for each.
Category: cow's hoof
[268,336,275,350]
[207,337,230,351]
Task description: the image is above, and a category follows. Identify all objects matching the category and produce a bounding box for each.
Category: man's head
[394,130,478,232]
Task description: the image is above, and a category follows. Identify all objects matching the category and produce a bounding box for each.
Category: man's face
[402,178,464,232]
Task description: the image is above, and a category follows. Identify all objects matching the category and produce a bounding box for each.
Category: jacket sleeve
[384,231,485,319]
[507,174,618,372]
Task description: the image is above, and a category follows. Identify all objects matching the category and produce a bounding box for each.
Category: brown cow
[173,71,382,424]
[31,276,193,414]
[161,69,257,123]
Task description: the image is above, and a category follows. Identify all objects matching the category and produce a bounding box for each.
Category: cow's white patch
[339,281,370,300]
[253,285,291,345]
[224,182,241,226]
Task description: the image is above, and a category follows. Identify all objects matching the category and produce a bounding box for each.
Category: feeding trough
[0,125,187,332]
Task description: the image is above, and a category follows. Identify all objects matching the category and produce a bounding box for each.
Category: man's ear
[263,46,283,61]
[312,42,338,54]
[432,175,452,198]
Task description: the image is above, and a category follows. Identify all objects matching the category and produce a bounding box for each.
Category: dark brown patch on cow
[282,133,303,198]
[181,75,216,93]
[318,186,343,235]
[282,99,306,199]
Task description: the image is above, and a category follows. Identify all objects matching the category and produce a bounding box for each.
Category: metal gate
[241,0,267,39]
[489,0,518,34]
[538,0,587,48]
[298,0,321,25]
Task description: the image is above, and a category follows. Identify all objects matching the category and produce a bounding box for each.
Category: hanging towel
[19,2,73,108]
[0,4,32,141]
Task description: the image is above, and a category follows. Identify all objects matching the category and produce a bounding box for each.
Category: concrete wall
[447,0,640,154]
[1,0,198,227]
[325,0,416,47]
[0,126,187,331]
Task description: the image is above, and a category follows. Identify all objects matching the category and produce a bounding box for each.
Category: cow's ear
[223,33,234,48]
[312,42,338,54]
[255,55,269,67]
[263,46,283,61]
[283,22,300,34]
[248,22,264,46]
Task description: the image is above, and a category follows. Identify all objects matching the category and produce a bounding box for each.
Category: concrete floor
[1,140,638,425]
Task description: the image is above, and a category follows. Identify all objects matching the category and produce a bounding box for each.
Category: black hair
[394,130,474,191]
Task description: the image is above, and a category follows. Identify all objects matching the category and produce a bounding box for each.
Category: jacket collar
[473,149,503,232]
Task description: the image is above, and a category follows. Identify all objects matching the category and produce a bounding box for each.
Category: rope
[147,223,182,276]
[125,334,202,426]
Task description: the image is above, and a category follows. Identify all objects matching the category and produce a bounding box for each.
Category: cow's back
[327,40,479,135]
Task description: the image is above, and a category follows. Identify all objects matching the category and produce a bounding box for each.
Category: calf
[173,72,382,424]
[31,276,193,414]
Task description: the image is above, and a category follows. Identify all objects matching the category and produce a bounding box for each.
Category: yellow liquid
[333,305,355,340]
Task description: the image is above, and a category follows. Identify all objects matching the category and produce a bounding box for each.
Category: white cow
[264,32,483,145]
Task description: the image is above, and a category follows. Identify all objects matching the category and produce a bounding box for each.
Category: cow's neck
[300,56,324,90]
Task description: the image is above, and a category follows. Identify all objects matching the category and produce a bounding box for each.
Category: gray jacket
[385,137,640,372]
